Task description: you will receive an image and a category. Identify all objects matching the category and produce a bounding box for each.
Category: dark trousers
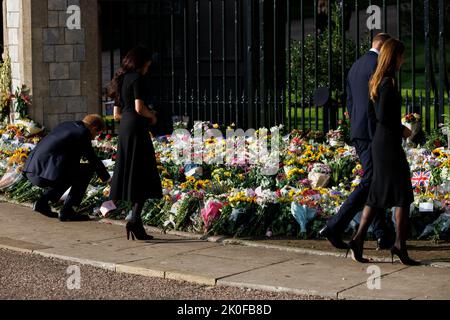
[26,163,94,208]
[326,139,389,239]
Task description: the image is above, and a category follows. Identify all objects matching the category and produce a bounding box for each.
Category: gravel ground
[0,249,326,300]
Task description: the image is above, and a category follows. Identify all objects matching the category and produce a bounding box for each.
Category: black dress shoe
[59,207,91,222]
[319,226,348,249]
[33,199,58,218]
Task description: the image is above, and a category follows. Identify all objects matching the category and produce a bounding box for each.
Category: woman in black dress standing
[108,47,162,240]
[347,39,419,265]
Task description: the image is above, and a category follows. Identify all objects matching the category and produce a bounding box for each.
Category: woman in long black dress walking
[108,47,162,240]
[347,39,419,265]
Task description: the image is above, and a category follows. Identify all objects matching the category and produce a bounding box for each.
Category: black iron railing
[100,0,450,133]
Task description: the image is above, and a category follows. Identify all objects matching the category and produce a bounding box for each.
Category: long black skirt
[110,112,162,203]
[367,126,414,209]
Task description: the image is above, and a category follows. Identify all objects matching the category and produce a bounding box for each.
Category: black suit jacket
[347,51,378,141]
[23,121,110,184]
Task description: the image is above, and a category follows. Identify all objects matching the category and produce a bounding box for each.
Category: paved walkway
[1,202,449,300]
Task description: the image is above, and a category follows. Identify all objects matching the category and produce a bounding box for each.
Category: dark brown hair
[372,33,391,46]
[107,47,152,105]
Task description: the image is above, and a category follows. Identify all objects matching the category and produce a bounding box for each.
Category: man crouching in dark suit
[23,114,111,222]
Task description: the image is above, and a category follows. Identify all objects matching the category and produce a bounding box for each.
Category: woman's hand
[148,110,157,126]
[113,106,122,121]
[135,99,157,125]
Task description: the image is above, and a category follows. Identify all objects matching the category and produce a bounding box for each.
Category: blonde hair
[369,38,405,102]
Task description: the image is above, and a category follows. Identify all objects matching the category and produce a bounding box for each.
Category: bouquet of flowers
[12,85,32,120]
[326,129,345,147]
[402,113,422,144]
[308,163,331,188]
[310,163,331,174]
[402,113,421,124]
[201,199,224,233]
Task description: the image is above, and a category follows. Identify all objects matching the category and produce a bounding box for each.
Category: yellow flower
[285,159,295,166]
[194,179,211,190]
[162,178,174,190]
[7,148,30,166]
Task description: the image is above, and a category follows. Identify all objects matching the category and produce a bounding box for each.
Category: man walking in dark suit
[319,33,394,250]
[23,115,111,222]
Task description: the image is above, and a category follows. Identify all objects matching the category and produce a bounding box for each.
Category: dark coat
[23,121,110,184]
[346,51,378,141]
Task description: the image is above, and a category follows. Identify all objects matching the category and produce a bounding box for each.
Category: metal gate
[100,0,450,132]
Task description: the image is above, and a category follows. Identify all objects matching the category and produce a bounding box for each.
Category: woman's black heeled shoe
[346,240,369,263]
[390,246,420,266]
[126,222,154,241]
[126,227,135,241]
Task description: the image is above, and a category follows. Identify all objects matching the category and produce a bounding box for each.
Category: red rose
[106,134,112,140]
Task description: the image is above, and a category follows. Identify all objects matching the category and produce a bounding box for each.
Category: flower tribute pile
[1,118,450,240]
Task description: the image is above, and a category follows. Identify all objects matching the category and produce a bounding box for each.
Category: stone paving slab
[217,256,406,298]
[117,251,289,286]
[189,243,303,264]
[34,237,218,266]
[5,227,125,247]
[2,202,450,299]
[339,266,450,300]
[0,237,52,253]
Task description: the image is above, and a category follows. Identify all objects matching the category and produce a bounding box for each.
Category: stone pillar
[4,0,23,90]
[3,0,101,130]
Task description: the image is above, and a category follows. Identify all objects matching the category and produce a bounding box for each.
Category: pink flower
[300,179,311,187]
[201,201,223,231]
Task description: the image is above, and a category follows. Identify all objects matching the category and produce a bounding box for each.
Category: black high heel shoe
[346,240,369,263]
[390,246,420,266]
[126,222,154,241]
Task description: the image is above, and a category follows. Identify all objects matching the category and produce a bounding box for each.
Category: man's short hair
[372,33,391,46]
[83,114,106,132]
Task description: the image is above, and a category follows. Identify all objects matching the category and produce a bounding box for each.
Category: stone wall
[3,0,101,130]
